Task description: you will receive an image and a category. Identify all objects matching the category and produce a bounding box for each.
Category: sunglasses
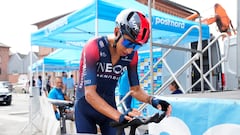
[120,32,142,51]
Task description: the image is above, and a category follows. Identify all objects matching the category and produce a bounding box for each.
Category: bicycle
[110,112,166,135]
[48,99,74,134]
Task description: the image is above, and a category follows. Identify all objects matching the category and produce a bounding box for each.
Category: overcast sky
[0,0,237,54]
[0,0,88,54]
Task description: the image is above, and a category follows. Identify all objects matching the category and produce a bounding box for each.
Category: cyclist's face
[120,32,141,51]
[118,32,141,56]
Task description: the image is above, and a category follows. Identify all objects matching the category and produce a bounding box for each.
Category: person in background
[37,75,42,96]
[26,76,36,93]
[169,81,183,94]
[28,76,36,87]
[46,75,52,94]
[66,74,75,99]
[74,9,172,134]
[42,73,51,96]
[48,76,74,121]
[62,71,68,92]
[118,70,132,112]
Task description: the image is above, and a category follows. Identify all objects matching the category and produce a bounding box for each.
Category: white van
[191,35,224,91]
[223,35,239,90]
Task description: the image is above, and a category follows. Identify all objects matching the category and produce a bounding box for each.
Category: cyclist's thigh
[75,99,97,134]
[99,120,118,135]
[98,116,128,135]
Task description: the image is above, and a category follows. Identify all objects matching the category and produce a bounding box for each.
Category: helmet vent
[127,12,134,21]
[142,28,147,40]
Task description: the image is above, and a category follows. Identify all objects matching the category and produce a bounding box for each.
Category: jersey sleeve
[82,39,99,86]
[127,51,140,86]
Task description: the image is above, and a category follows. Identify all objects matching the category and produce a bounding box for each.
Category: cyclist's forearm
[130,86,152,104]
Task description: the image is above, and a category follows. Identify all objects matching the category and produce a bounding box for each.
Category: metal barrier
[138,33,230,111]
[117,24,231,113]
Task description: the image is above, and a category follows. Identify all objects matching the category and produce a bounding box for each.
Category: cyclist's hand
[151,97,172,116]
[119,108,141,123]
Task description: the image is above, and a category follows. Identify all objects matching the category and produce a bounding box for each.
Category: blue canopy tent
[31,0,210,49]
[32,49,81,72]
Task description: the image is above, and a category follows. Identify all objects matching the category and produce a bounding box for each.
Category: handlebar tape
[110,112,166,135]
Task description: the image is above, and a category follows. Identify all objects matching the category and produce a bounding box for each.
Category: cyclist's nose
[126,48,133,54]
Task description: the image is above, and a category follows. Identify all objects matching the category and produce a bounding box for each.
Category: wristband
[119,114,127,123]
[118,108,132,123]
[147,96,153,104]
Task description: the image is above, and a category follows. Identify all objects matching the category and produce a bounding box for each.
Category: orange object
[214,3,231,33]
[185,3,236,37]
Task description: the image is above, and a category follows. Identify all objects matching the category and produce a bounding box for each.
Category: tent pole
[95,0,98,37]
[19,46,41,134]
[42,64,45,95]
[148,0,154,95]
[30,45,33,134]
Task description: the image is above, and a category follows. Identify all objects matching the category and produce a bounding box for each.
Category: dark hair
[171,81,179,89]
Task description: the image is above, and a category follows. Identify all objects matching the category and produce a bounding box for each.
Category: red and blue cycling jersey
[76,36,140,100]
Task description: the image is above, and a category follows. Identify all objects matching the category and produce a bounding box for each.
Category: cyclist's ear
[114,27,121,37]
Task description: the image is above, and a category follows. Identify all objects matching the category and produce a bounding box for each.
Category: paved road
[0,93,77,135]
[0,93,32,135]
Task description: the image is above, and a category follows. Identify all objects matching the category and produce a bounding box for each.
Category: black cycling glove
[151,97,170,111]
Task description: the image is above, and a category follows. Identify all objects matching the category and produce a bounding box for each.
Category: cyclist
[75,8,172,135]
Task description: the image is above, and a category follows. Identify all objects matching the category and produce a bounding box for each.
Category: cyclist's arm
[128,52,172,115]
[127,52,151,103]
[130,85,152,104]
